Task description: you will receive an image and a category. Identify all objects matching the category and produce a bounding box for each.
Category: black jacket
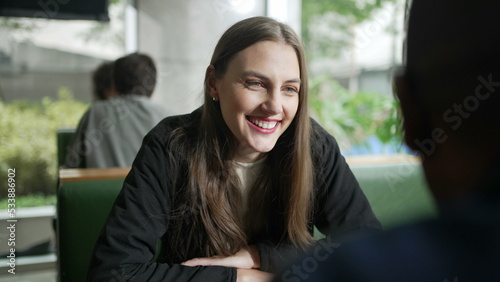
[88,109,381,281]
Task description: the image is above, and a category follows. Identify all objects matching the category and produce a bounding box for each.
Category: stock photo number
[6,168,17,274]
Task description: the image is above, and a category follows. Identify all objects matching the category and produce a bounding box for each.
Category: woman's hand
[236,269,274,282]
[181,245,261,269]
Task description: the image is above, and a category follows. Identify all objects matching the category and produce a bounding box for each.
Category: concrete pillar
[267,0,302,36]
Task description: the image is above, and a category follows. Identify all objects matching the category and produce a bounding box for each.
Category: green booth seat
[57,168,130,282]
[57,128,76,167]
[57,155,437,281]
[351,157,437,229]
[314,155,437,238]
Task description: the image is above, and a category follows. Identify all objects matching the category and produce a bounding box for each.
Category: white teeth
[250,118,277,129]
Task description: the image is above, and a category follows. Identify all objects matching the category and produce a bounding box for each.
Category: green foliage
[302,0,397,59]
[309,75,402,151]
[0,194,56,209]
[302,0,393,24]
[0,89,88,199]
[0,17,39,32]
[303,0,404,152]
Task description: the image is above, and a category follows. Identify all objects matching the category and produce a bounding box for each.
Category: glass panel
[0,1,125,201]
[302,0,408,155]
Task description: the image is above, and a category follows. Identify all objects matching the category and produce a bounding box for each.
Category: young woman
[88,16,380,281]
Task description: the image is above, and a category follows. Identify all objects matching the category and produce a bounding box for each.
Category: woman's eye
[245,81,262,87]
[245,81,263,88]
[284,86,299,94]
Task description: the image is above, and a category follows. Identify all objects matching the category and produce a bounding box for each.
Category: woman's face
[212,40,301,163]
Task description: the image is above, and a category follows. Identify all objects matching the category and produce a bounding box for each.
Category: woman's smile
[246,116,280,132]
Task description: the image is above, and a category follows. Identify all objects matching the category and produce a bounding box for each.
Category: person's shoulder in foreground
[275,0,500,281]
[279,165,500,281]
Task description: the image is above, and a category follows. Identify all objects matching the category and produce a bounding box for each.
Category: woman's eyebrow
[285,78,302,84]
[241,70,269,81]
[241,70,301,84]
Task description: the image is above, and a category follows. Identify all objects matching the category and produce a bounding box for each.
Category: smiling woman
[87,16,381,282]
[207,40,300,162]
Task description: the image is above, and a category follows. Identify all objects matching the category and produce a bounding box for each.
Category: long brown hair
[164,16,314,263]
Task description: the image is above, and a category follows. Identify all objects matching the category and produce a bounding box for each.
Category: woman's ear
[205,65,219,99]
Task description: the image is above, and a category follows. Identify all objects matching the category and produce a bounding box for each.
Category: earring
[212,97,219,102]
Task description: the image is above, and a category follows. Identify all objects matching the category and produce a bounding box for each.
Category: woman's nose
[261,89,283,115]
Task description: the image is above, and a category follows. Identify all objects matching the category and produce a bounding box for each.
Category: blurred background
[0,0,407,279]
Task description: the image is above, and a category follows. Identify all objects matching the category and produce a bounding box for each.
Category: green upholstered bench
[313,155,437,238]
[349,155,437,229]
[57,128,76,167]
[56,155,437,280]
[57,168,130,282]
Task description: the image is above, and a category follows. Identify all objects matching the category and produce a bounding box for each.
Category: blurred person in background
[64,52,170,168]
[91,61,116,101]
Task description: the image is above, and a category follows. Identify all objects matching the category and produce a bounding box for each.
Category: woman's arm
[254,121,383,273]
[237,269,274,282]
[312,121,382,239]
[181,246,274,282]
[87,126,237,281]
[181,245,261,269]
